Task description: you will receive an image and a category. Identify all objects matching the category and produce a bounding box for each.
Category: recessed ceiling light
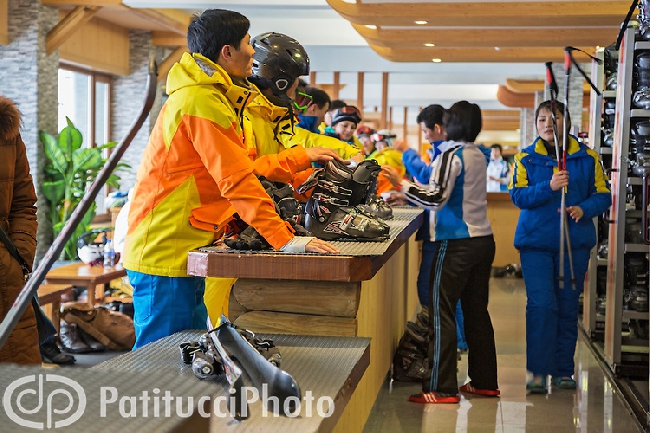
[342,0,357,4]
[494,47,501,51]
[432,58,442,63]
[415,20,427,25]
[365,25,377,30]
[424,43,435,47]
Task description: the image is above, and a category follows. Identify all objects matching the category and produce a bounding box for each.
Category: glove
[223,226,271,250]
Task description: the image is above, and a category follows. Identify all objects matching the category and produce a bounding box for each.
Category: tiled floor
[363,277,645,433]
[52,277,645,432]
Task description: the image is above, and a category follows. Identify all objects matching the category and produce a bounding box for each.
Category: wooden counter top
[187,208,424,282]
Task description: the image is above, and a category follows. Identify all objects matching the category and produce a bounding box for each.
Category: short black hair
[443,101,482,143]
[187,9,250,63]
[416,104,445,130]
[491,143,502,152]
[304,86,331,110]
[328,99,347,113]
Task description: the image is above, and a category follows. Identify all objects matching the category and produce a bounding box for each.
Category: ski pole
[0,58,158,349]
[545,62,567,289]
[562,47,576,290]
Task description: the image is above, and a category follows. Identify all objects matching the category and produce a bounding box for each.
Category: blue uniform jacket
[510,135,611,252]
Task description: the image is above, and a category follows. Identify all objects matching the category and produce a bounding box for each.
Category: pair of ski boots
[298,159,392,241]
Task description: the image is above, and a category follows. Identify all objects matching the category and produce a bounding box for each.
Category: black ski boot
[358,163,393,220]
[299,160,390,241]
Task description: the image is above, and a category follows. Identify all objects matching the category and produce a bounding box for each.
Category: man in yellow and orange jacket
[124,10,338,348]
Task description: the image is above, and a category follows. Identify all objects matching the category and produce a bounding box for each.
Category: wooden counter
[187,208,424,433]
[487,192,521,266]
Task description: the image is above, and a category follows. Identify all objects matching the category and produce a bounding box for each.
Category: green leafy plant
[39,117,128,259]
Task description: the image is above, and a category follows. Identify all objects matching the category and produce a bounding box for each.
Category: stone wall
[0,0,58,261]
[110,30,164,192]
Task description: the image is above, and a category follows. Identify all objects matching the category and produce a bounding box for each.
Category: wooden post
[357,72,364,112]
[389,106,393,131]
[402,106,408,142]
[417,106,423,149]
[310,71,316,85]
[332,71,340,100]
[381,72,389,129]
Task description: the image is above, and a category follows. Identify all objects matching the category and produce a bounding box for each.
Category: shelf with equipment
[584,46,608,339]
[602,26,649,378]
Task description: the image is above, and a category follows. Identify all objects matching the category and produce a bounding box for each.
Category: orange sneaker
[408,391,460,404]
[459,382,500,397]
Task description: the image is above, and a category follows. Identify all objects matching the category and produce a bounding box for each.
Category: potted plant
[39,117,128,260]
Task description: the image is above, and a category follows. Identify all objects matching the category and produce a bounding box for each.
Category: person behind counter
[384,100,499,403]
[486,143,510,192]
[510,100,611,393]
[123,9,339,349]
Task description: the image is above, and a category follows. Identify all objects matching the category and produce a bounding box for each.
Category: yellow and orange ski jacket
[124,53,297,277]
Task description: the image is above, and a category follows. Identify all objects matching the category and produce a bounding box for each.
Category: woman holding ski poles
[510,100,611,393]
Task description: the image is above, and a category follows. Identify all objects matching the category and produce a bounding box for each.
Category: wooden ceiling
[326,0,631,63]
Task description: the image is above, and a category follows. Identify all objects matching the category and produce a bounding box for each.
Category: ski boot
[299,160,390,241]
[340,159,393,220]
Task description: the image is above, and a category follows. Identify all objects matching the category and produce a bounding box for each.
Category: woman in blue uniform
[510,100,611,393]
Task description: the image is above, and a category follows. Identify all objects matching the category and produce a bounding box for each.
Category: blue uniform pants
[127,270,208,349]
[419,240,467,350]
[520,248,590,378]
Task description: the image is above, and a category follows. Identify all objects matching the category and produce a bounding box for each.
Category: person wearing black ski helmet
[249,31,310,104]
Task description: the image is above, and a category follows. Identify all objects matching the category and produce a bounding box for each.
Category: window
[58,66,112,213]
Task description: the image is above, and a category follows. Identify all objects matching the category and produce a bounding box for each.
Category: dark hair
[416,104,445,130]
[491,143,502,152]
[328,100,347,113]
[304,86,331,110]
[535,100,572,128]
[187,9,250,63]
[443,101,482,142]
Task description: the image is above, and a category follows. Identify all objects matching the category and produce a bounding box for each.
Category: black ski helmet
[250,32,310,97]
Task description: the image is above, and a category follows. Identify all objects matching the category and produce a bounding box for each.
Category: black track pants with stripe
[422,235,498,394]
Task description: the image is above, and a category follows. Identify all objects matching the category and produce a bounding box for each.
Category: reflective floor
[364,277,644,433]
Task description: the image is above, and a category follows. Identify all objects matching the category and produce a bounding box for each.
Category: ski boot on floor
[298,160,390,241]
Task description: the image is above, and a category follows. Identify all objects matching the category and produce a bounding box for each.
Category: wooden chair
[37,283,74,333]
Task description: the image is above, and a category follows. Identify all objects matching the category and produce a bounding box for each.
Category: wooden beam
[417,106,422,147]
[0,0,9,45]
[497,85,591,108]
[381,72,388,129]
[371,45,595,63]
[402,107,408,141]
[157,46,186,83]
[354,24,618,48]
[332,71,340,101]
[357,71,364,111]
[506,78,593,93]
[482,118,521,131]
[497,85,535,108]
[128,7,189,35]
[327,0,631,27]
[481,109,520,119]
[152,31,185,47]
[46,6,100,56]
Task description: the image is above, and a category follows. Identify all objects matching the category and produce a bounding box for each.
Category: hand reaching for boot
[381,165,402,187]
[304,147,343,165]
